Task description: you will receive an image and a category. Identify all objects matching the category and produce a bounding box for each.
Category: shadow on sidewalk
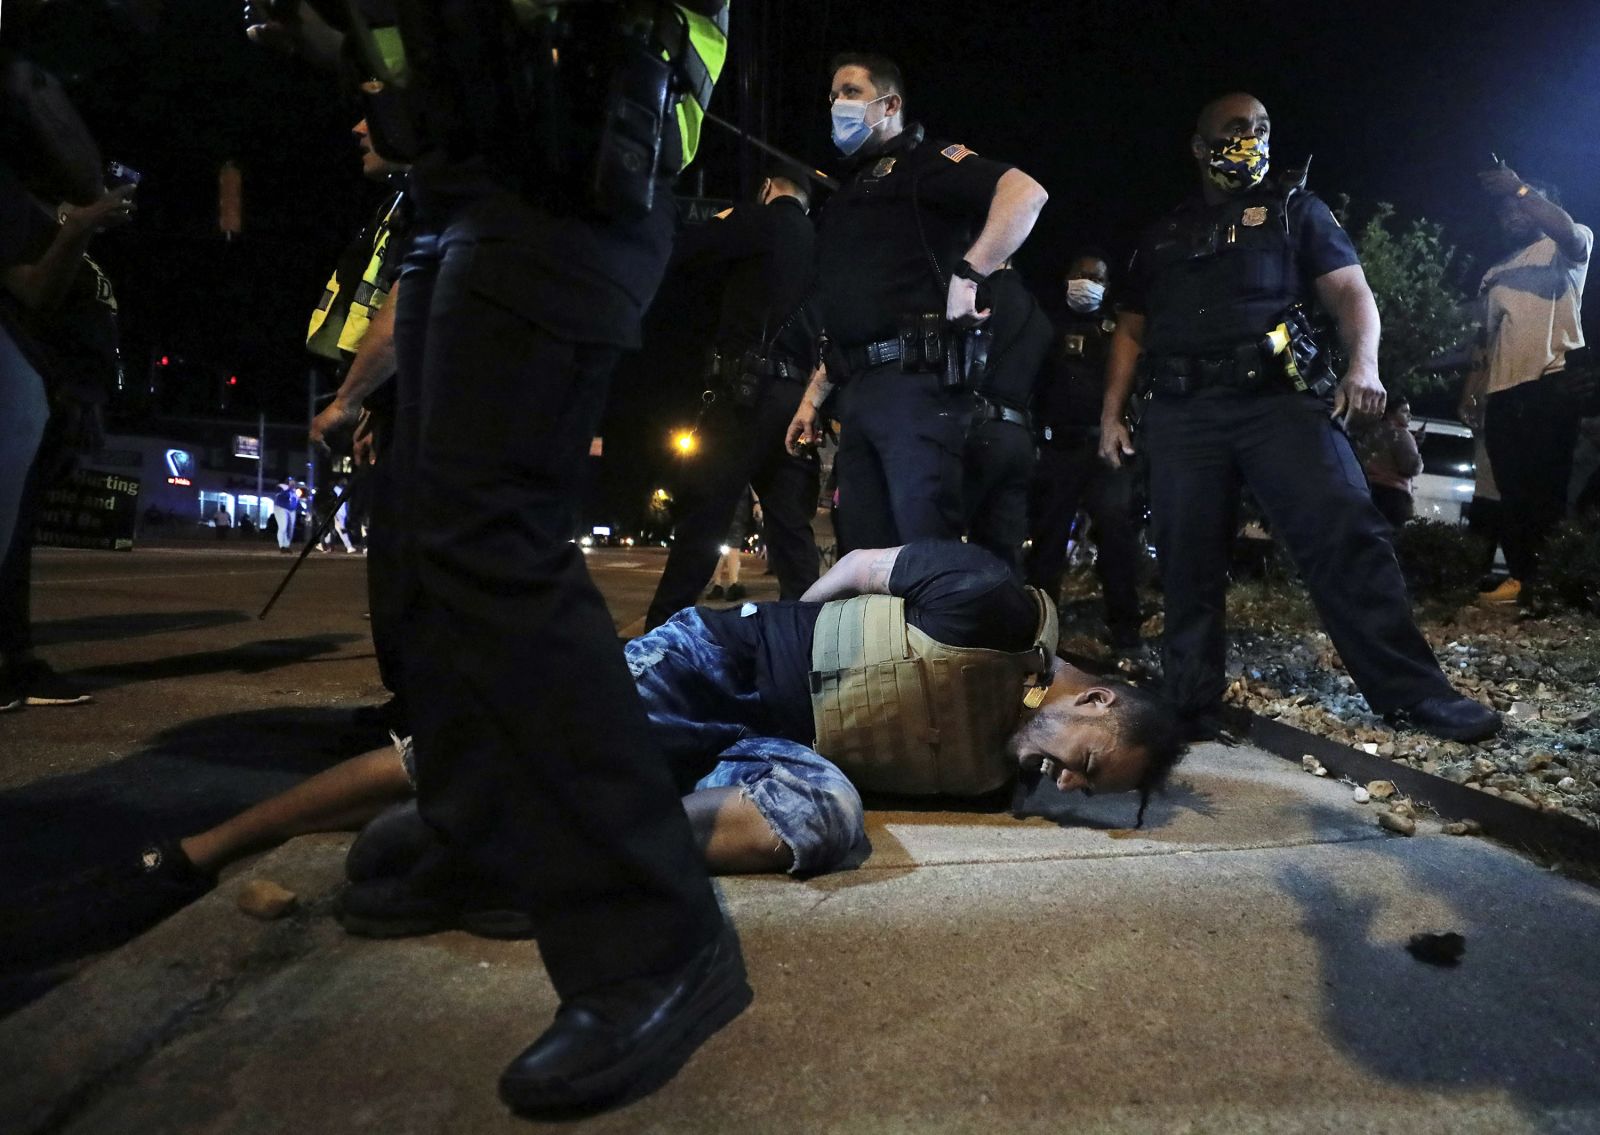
[31,610,252,648]
[0,705,378,1016]
[69,634,360,692]
[1279,805,1600,1129]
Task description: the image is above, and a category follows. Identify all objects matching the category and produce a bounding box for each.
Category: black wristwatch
[951,258,988,284]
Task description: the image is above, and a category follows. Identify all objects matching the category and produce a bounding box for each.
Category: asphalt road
[0,542,770,1006]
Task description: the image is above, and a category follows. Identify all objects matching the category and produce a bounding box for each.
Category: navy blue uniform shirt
[813,125,1011,349]
[1121,187,1358,359]
[1035,307,1118,438]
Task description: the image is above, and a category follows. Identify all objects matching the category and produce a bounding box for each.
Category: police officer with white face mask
[1026,252,1144,649]
[786,52,1049,552]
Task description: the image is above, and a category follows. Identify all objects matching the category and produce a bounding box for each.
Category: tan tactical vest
[810,588,1059,797]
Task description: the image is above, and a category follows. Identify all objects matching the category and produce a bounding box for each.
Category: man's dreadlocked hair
[1108,681,1189,827]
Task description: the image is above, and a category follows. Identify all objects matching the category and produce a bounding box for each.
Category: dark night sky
[11,0,1599,521]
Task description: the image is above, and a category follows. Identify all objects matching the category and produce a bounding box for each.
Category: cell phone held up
[105,162,142,190]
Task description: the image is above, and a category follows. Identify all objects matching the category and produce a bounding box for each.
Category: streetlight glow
[671,429,699,457]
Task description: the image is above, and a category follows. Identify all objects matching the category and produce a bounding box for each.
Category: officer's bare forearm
[1315,265,1380,374]
[963,169,1048,277]
[804,365,833,412]
[799,547,902,603]
[332,285,400,411]
[1100,317,1146,425]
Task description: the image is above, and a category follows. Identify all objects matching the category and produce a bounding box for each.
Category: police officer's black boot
[1387,694,1501,743]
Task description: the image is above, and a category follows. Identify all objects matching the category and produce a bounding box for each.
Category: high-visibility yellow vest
[665,6,728,169]
[809,589,1059,797]
[306,191,405,361]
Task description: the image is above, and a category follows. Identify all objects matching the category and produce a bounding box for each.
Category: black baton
[258,498,345,620]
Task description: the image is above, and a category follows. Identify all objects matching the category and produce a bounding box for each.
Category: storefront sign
[34,468,141,550]
[165,448,195,479]
[234,435,261,460]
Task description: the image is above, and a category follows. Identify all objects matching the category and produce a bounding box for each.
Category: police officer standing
[1025,251,1145,649]
[960,260,1053,574]
[1099,92,1498,743]
[786,53,1049,551]
[644,170,820,630]
[250,0,748,1116]
[304,117,410,734]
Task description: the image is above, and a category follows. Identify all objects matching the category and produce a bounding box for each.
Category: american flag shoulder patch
[940,144,976,163]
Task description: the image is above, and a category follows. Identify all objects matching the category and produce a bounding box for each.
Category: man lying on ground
[14,541,1186,957]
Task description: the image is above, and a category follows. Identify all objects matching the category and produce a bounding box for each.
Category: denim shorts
[624,609,866,875]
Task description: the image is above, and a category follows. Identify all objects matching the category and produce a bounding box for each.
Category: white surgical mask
[830,94,891,156]
[1065,278,1105,314]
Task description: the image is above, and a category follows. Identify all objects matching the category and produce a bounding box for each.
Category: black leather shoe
[498,925,752,1116]
[337,855,535,940]
[1389,694,1502,742]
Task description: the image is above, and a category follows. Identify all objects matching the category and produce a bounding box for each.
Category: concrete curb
[0,838,348,1135]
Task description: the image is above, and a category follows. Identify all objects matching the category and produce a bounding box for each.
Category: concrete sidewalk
[4,547,1599,1133]
[5,741,1599,1134]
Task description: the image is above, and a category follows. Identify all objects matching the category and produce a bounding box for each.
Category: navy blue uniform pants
[1025,438,1144,644]
[645,375,820,630]
[962,417,1034,576]
[390,208,722,1001]
[361,403,406,710]
[834,366,966,550]
[1142,391,1452,719]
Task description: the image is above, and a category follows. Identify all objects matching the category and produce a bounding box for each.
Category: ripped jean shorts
[624,609,867,875]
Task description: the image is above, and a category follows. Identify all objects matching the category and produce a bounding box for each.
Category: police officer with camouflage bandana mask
[1098,92,1499,745]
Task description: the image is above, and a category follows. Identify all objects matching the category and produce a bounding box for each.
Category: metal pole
[256,410,264,525]
[306,367,317,493]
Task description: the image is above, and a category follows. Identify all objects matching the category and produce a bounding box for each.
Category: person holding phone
[1459,165,1591,604]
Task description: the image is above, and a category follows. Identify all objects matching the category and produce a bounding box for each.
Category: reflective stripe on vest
[306,193,405,361]
[809,588,1059,797]
[664,7,728,169]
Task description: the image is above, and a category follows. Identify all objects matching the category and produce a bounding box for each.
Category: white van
[1409,416,1477,524]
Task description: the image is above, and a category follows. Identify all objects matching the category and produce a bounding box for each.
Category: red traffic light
[228,375,238,386]
[159,355,170,366]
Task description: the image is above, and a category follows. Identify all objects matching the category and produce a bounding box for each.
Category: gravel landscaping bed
[1057,575,1600,831]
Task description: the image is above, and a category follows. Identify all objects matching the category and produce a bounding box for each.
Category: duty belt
[709,350,808,383]
[971,397,1031,431]
[1143,341,1269,397]
[840,337,904,373]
